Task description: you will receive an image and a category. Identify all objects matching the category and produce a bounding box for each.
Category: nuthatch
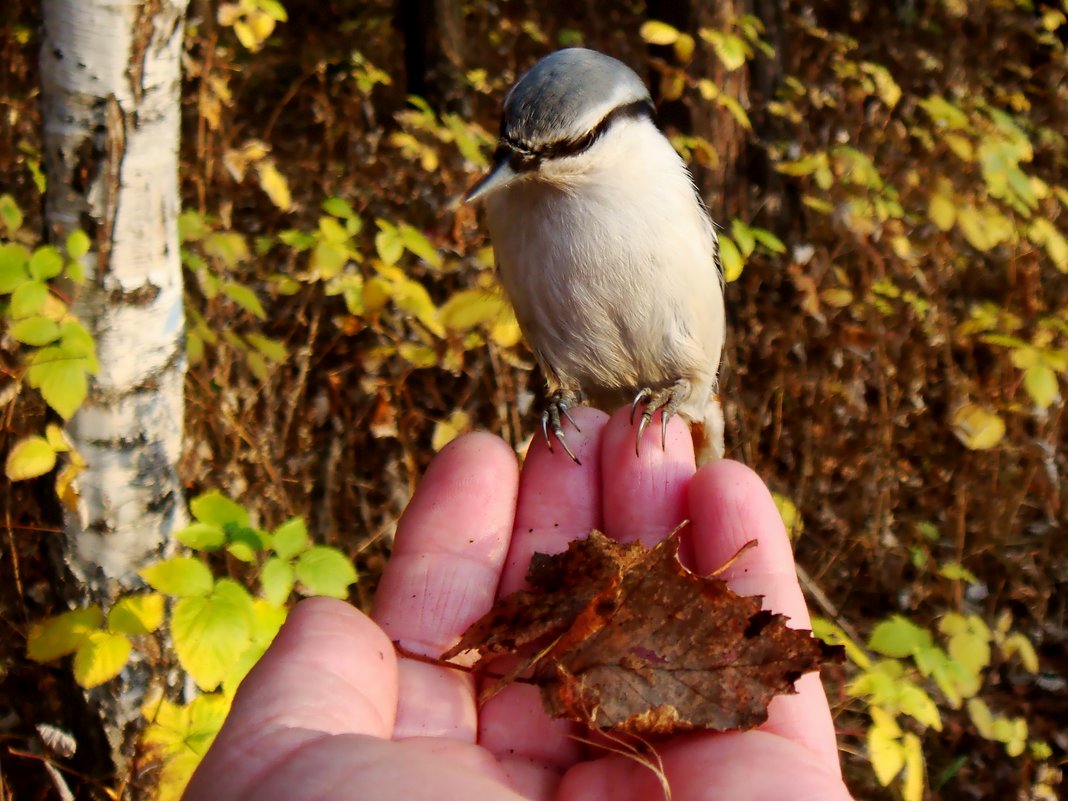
[466,48,725,463]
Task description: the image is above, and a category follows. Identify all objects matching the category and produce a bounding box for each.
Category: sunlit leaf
[718,235,744,282]
[868,707,905,785]
[203,232,250,267]
[639,20,680,45]
[439,288,505,330]
[0,193,23,232]
[172,579,255,691]
[73,630,131,688]
[26,346,90,420]
[176,521,226,550]
[10,315,62,346]
[1022,364,1058,408]
[221,282,267,320]
[259,557,294,606]
[0,242,30,292]
[10,279,48,318]
[399,223,443,268]
[255,161,292,211]
[431,410,471,452]
[140,557,214,598]
[29,246,64,281]
[66,229,91,259]
[27,606,103,662]
[869,615,930,658]
[108,593,166,636]
[294,546,357,598]
[1000,632,1039,673]
[272,517,308,560]
[901,732,925,801]
[375,220,404,265]
[950,403,1005,450]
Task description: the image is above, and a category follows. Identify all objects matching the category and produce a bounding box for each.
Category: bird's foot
[630,378,691,456]
[541,388,583,464]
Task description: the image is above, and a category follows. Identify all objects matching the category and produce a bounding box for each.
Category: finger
[601,406,696,548]
[498,406,609,592]
[372,432,519,740]
[479,407,609,777]
[688,460,841,773]
[558,730,854,801]
[184,598,396,801]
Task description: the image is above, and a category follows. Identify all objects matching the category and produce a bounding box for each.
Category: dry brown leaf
[443,530,842,736]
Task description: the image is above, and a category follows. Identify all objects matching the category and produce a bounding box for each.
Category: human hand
[183,407,854,801]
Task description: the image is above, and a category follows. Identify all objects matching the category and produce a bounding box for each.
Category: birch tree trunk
[39,0,189,760]
[40,0,189,594]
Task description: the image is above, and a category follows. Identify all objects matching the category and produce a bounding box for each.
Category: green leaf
[203,232,250,267]
[178,210,210,243]
[294,546,357,598]
[392,276,444,337]
[5,435,56,481]
[938,562,980,584]
[399,223,443,268]
[730,219,756,258]
[59,320,96,358]
[108,593,166,635]
[309,239,349,278]
[259,557,295,605]
[751,226,786,254]
[869,615,930,657]
[65,229,91,259]
[29,246,64,281]
[226,526,271,563]
[1023,364,1058,408]
[140,556,214,597]
[318,215,349,244]
[9,279,49,318]
[0,242,30,292]
[272,517,308,560]
[321,196,356,220]
[221,282,267,320]
[191,490,250,527]
[142,694,231,801]
[176,521,227,550]
[10,316,62,346]
[73,630,132,688]
[245,333,287,363]
[375,220,404,265]
[27,606,103,662]
[718,235,744,282]
[0,194,23,233]
[26,346,90,420]
[171,579,255,691]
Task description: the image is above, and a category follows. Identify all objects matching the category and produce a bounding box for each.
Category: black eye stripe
[502,99,655,172]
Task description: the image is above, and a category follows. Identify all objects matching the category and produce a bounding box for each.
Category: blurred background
[0,0,1065,799]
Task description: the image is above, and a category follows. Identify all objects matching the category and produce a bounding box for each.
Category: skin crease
[183,407,855,801]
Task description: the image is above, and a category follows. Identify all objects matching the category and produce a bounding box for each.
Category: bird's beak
[464,155,518,203]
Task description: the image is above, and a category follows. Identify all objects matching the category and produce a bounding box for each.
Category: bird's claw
[542,389,582,464]
[630,379,690,457]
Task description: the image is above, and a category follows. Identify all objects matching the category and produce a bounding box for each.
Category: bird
[465,47,725,464]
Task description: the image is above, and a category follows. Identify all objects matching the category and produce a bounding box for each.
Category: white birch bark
[40,0,190,598]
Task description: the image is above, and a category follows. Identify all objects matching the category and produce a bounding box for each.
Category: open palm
[183,407,853,801]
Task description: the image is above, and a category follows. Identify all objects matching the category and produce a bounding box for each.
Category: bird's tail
[691,394,725,465]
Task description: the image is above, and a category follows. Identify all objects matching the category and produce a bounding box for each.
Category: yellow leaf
[718,235,744,282]
[821,288,854,308]
[5,435,56,481]
[439,288,506,331]
[928,191,956,231]
[55,459,84,512]
[255,161,292,211]
[967,697,994,738]
[431,410,471,452]
[73,630,131,688]
[901,732,925,801]
[951,403,1005,450]
[1001,632,1039,673]
[108,593,166,635]
[943,133,974,161]
[27,606,103,662]
[868,712,905,785]
[771,491,803,540]
[639,20,680,45]
[1023,364,1059,408]
[489,304,522,347]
